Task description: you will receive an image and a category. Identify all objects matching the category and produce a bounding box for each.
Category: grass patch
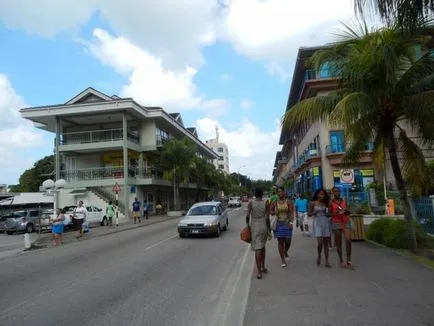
[396,250,434,270]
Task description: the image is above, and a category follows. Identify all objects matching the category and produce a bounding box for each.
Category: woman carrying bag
[245,188,271,279]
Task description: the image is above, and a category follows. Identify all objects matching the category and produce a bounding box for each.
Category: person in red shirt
[329,187,354,269]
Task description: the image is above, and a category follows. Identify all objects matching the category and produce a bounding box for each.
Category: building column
[55,117,61,181]
[122,113,129,217]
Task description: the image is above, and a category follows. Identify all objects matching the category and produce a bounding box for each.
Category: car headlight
[205,222,218,227]
[178,223,187,227]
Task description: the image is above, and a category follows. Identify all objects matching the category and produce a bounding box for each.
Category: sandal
[340,262,347,268]
[281,263,287,268]
[256,274,262,279]
[261,268,268,274]
[325,262,332,268]
[346,261,355,270]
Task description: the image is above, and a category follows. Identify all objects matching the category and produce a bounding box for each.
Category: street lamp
[42,178,66,213]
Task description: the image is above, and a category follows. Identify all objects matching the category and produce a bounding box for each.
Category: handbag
[240,226,252,243]
[269,214,277,231]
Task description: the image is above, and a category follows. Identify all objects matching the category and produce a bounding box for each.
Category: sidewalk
[243,227,434,326]
[35,214,178,247]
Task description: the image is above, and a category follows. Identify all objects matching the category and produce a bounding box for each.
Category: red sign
[112,183,121,193]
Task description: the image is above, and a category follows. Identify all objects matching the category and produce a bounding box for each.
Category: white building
[20,87,218,216]
[205,126,230,174]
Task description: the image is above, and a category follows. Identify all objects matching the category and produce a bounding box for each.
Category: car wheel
[215,224,221,237]
[25,224,34,233]
[101,217,108,226]
[179,233,186,238]
[6,231,14,235]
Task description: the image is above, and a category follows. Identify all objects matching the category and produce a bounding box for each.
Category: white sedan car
[64,205,108,226]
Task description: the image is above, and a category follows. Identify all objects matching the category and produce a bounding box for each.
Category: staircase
[89,186,126,218]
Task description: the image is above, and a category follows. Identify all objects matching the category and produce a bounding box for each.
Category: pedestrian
[73,200,87,239]
[309,189,332,268]
[143,200,149,220]
[329,187,354,269]
[132,197,141,224]
[106,201,115,226]
[51,208,65,246]
[246,188,271,279]
[270,186,294,267]
[295,193,310,235]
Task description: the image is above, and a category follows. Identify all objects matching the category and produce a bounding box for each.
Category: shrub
[367,218,429,249]
[366,218,392,244]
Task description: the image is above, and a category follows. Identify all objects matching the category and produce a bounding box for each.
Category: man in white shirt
[73,200,87,239]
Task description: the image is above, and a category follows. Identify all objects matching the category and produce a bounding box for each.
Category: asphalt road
[0,205,253,326]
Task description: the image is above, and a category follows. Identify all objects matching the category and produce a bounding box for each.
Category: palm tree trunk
[387,133,418,251]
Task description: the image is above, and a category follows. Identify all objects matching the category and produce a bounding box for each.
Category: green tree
[10,155,55,192]
[282,22,434,251]
[191,156,218,199]
[354,0,434,30]
[159,137,196,210]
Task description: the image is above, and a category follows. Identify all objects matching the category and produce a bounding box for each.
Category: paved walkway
[244,226,434,326]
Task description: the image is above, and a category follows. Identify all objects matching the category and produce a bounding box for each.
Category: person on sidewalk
[270,186,294,267]
[329,187,354,269]
[73,200,87,239]
[132,197,141,224]
[295,193,310,236]
[51,208,65,246]
[143,200,149,220]
[246,188,271,279]
[309,189,332,268]
[106,201,115,226]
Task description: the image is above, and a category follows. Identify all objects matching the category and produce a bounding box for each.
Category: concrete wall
[74,154,101,169]
[140,120,156,147]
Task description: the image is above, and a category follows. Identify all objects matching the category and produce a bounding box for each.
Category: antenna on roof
[215,125,219,142]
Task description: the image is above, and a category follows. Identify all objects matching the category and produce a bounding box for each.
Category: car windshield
[187,205,217,216]
[13,211,26,217]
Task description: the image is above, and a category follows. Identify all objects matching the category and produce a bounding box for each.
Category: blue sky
[0,0,355,184]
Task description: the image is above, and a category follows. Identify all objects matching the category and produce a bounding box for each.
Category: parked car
[37,209,54,232]
[0,215,13,233]
[228,197,242,208]
[63,205,108,226]
[177,201,229,238]
[5,209,39,234]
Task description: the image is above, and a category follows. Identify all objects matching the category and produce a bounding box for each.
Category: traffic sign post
[340,169,355,184]
[113,183,121,227]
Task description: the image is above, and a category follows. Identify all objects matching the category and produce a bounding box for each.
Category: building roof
[20,87,218,159]
[0,192,53,206]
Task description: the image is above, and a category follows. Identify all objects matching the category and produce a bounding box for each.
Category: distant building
[206,126,230,174]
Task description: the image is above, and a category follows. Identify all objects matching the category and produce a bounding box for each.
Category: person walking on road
[246,188,271,279]
[143,200,149,220]
[295,193,310,236]
[132,197,141,224]
[106,201,115,226]
[329,187,354,269]
[270,187,294,267]
[73,200,87,240]
[309,189,332,268]
[51,208,65,246]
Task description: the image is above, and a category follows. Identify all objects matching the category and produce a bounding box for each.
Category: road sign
[112,183,121,193]
[340,169,354,184]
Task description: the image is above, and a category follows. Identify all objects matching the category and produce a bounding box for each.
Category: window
[218,155,224,160]
[156,128,169,140]
[217,147,224,152]
[329,130,345,153]
[218,164,224,169]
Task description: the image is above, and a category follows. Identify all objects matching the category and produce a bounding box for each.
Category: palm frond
[398,130,429,196]
[328,92,376,127]
[402,90,434,142]
[281,96,341,133]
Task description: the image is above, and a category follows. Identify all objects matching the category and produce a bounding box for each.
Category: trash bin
[350,215,365,241]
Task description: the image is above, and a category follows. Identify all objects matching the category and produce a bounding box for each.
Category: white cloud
[0,74,47,184]
[221,73,233,81]
[220,0,354,79]
[240,98,255,111]
[85,28,229,113]
[196,117,281,180]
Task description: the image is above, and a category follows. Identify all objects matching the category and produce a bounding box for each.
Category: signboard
[312,167,320,176]
[112,183,121,193]
[340,169,354,184]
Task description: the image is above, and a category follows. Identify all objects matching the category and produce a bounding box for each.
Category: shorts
[297,212,308,225]
[133,211,140,218]
[52,224,64,234]
[332,220,353,231]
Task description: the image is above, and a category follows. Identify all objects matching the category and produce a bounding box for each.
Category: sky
[0,0,357,184]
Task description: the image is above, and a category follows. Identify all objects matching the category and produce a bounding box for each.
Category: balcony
[295,148,321,170]
[297,67,339,102]
[326,142,374,165]
[277,157,288,164]
[60,128,139,145]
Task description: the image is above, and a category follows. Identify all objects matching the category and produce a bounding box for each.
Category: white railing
[60,128,139,145]
[60,166,164,181]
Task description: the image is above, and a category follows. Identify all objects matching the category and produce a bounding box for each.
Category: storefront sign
[312,167,320,176]
[360,169,374,177]
[340,169,355,184]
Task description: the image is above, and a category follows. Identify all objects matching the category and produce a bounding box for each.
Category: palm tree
[354,0,434,29]
[191,156,217,200]
[282,22,434,251]
[159,137,196,210]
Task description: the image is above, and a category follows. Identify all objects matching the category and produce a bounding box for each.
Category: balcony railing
[326,142,374,154]
[59,128,139,145]
[295,148,321,169]
[59,166,163,182]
